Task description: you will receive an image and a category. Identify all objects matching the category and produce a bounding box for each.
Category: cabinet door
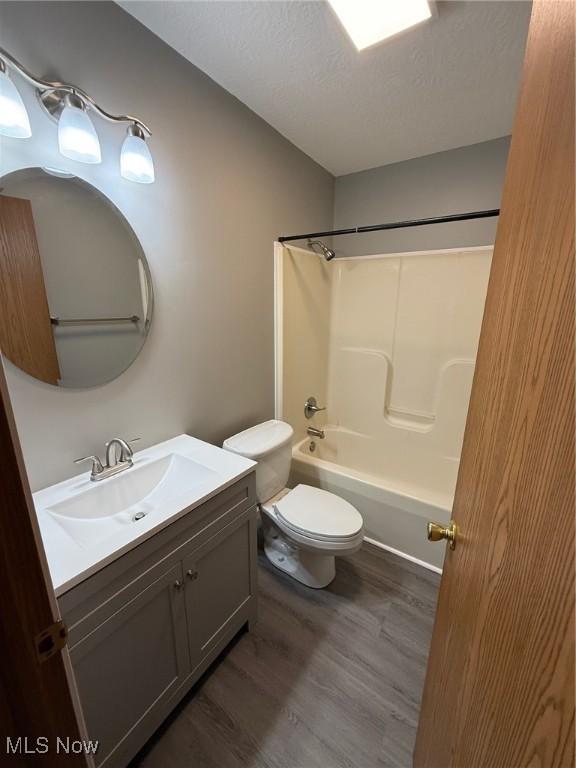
[70,562,190,768]
[183,513,256,669]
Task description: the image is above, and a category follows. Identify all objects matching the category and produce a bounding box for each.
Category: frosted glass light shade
[120,132,155,184]
[0,69,31,138]
[58,103,101,164]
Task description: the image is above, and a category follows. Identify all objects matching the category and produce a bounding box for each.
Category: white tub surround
[276,244,492,569]
[34,434,255,595]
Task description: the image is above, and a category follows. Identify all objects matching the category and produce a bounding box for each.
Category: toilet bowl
[223,420,364,588]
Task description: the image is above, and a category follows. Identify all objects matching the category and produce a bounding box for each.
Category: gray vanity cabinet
[58,474,257,768]
[69,561,191,766]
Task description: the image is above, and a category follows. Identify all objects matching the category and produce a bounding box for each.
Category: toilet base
[262,518,336,589]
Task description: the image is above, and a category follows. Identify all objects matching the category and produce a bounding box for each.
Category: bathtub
[289,427,455,571]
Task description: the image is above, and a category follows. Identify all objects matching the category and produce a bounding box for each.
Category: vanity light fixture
[0,58,31,138]
[328,0,432,51]
[0,47,154,183]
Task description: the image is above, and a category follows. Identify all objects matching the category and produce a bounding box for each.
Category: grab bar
[50,315,140,326]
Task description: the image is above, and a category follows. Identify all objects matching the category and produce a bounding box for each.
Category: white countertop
[33,435,256,597]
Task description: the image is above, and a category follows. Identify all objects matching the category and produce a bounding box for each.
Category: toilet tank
[223,420,294,503]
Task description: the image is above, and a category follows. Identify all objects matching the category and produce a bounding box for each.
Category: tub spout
[307,426,325,440]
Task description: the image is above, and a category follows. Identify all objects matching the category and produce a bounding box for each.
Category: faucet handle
[74,455,104,476]
[125,438,141,459]
[304,397,326,420]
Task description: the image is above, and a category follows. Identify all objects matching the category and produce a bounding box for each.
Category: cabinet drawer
[60,473,255,645]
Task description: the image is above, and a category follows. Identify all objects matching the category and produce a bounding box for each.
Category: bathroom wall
[277,245,331,442]
[0,2,334,490]
[334,138,510,256]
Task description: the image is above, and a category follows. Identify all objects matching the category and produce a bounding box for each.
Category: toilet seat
[273,484,363,543]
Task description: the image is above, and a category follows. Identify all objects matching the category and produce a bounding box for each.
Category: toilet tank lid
[223,419,294,459]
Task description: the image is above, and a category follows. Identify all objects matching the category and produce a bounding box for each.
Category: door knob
[186,569,198,581]
[173,579,184,590]
[427,520,457,550]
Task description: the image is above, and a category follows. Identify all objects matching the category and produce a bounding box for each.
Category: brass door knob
[427,520,457,550]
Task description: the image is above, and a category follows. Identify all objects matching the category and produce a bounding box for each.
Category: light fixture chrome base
[37,86,77,124]
[127,123,146,140]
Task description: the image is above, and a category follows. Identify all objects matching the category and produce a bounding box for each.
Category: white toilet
[223,419,364,588]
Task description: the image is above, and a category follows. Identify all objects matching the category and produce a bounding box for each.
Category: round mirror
[0,168,153,388]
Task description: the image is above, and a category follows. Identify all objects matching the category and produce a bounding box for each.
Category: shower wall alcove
[274,242,492,569]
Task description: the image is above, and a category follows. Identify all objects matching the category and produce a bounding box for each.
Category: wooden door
[414,2,574,766]
[0,194,60,384]
[0,356,87,764]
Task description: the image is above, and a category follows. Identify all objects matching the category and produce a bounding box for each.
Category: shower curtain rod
[277,208,500,244]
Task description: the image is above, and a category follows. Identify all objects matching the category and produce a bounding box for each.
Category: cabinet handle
[186,569,198,581]
[173,579,184,590]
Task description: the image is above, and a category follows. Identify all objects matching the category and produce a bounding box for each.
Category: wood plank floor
[132,543,440,768]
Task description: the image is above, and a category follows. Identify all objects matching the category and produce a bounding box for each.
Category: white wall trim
[363,535,443,575]
[335,243,493,262]
[273,242,284,420]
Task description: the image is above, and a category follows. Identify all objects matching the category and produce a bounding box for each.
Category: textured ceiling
[120,1,532,176]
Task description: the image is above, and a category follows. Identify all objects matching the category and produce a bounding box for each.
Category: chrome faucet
[74,437,140,481]
[307,426,325,440]
[105,438,134,467]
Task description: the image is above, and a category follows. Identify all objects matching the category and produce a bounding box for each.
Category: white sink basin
[46,453,219,549]
[34,434,256,596]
